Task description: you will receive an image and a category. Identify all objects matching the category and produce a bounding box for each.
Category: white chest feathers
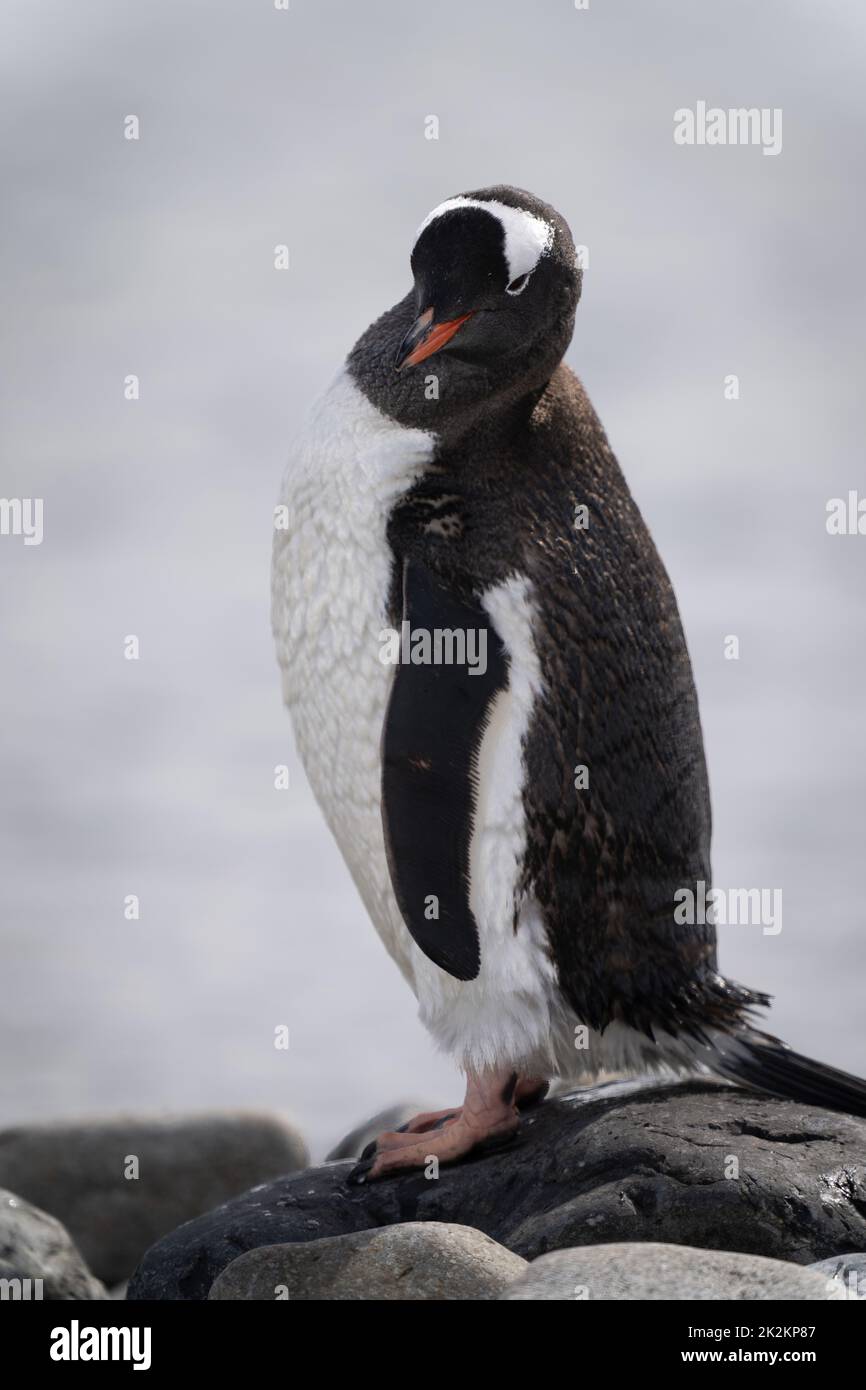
[271,370,434,982]
[271,368,561,1074]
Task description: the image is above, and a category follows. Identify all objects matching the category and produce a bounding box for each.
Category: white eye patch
[414,196,555,288]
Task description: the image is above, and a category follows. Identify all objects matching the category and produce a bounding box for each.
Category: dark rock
[0,1112,308,1287]
[209,1223,526,1300]
[128,1078,866,1301]
[325,1102,433,1162]
[0,1189,106,1300]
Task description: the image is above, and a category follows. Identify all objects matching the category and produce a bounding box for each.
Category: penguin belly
[272,369,430,985]
[271,369,570,1075]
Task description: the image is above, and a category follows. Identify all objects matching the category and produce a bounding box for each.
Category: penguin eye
[505,272,530,296]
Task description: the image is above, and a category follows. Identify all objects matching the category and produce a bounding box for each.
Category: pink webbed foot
[393,1106,463,1134]
[347,1070,546,1184]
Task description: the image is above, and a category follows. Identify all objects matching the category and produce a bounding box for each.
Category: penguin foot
[382,1078,546,1142]
[346,1068,529,1184]
[393,1106,463,1134]
[514,1076,550,1110]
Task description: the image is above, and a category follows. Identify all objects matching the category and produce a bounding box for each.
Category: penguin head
[394,186,581,375]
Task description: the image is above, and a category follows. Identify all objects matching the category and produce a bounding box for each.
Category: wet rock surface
[128,1079,866,1300]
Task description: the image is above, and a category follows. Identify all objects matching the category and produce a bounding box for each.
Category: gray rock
[128,1079,866,1301]
[501,1241,845,1300]
[0,1112,308,1287]
[808,1253,866,1299]
[0,1189,106,1300]
[209,1222,526,1300]
[325,1103,434,1162]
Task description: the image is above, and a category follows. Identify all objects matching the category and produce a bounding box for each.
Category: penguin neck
[347,292,573,446]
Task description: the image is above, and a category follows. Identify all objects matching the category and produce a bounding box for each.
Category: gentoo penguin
[271,185,866,1182]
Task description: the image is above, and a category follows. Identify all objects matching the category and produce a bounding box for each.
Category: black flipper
[381,560,508,980]
[709,1027,866,1119]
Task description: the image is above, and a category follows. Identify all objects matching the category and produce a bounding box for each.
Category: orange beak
[395,307,474,369]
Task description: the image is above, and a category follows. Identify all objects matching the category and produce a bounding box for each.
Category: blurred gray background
[1,0,864,1158]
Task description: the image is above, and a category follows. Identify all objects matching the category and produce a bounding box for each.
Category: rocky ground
[2,1078,865,1301]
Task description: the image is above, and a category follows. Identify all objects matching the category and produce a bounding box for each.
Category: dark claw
[346,1156,374,1186]
[359,1140,377,1161]
[516,1081,550,1112]
[395,1122,410,1133]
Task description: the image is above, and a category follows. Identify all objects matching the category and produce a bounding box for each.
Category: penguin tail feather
[703,1027,866,1120]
